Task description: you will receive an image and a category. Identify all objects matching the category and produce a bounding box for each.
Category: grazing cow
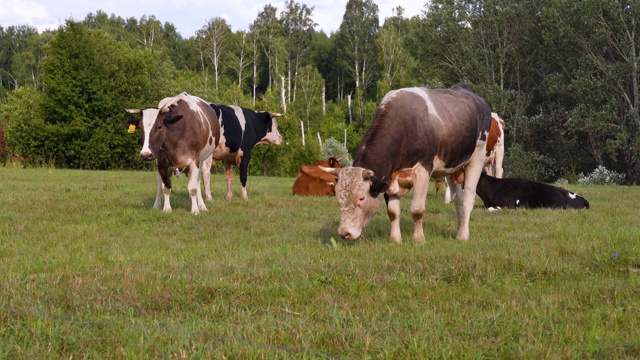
[292,157,342,196]
[124,92,220,214]
[443,112,506,203]
[475,172,590,210]
[200,104,283,201]
[322,86,491,243]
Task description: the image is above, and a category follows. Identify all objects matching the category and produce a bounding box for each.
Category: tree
[37,20,174,169]
[280,0,317,104]
[295,64,324,137]
[135,15,164,51]
[227,30,254,91]
[335,0,380,123]
[198,18,232,92]
[543,0,640,183]
[0,25,46,91]
[251,5,285,93]
[376,6,418,97]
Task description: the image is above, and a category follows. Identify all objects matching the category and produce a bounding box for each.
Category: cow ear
[370,178,390,197]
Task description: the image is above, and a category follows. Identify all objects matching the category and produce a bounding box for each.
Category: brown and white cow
[322,86,491,243]
[124,92,220,214]
[292,157,342,196]
[443,112,505,203]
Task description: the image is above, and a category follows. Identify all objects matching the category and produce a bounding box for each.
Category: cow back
[353,87,491,195]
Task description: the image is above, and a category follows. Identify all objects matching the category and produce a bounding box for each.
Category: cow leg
[154,174,163,210]
[449,176,464,232]
[201,155,214,201]
[239,153,252,201]
[223,160,234,200]
[456,147,487,241]
[386,193,402,244]
[154,173,172,212]
[494,145,504,178]
[409,166,430,244]
[187,162,207,214]
[443,177,454,204]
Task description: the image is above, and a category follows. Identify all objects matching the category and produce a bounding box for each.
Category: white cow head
[124,102,184,161]
[257,112,283,146]
[321,166,386,240]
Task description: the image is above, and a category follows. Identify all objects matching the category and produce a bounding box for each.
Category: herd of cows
[124,88,589,243]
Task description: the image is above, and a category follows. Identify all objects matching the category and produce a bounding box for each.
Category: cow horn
[362,169,374,180]
[160,106,171,114]
[269,112,283,117]
[319,166,341,176]
[124,108,141,114]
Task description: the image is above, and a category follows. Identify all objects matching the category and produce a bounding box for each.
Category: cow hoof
[413,235,426,244]
[390,238,402,244]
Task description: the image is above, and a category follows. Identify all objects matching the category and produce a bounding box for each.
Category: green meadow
[0,168,639,359]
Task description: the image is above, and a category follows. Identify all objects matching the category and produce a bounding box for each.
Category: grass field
[1,168,639,359]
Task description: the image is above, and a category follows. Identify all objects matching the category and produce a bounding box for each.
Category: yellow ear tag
[127,124,136,133]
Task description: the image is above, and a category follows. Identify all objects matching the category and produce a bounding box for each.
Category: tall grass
[1,168,639,358]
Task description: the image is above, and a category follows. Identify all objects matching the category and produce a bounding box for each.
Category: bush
[321,137,352,166]
[577,165,624,185]
[503,144,559,182]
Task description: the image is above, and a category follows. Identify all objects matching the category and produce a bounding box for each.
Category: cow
[292,157,342,196]
[321,86,491,243]
[443,112,505,203]
[475,172,590,210]
[485,112,506,178]
[200,104,283,201]
[124,92,220,214]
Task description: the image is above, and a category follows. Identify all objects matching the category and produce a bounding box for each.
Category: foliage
[321,137,352,166]
[577,165,625,186]
[504,144,559,182]
[2,87,49,165]
[1,0,640,183]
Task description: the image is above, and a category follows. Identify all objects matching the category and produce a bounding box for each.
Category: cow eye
[359,196,365,202]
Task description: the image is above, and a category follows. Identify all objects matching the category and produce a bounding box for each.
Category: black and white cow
[475,172,590,210]
[201,104,282,201]
[321,86,491,243]
[124,92,220,214]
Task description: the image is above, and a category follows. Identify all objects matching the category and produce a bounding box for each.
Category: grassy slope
[0,168,639,359]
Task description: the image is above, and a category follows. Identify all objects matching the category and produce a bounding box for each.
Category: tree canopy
[1,0,638,184]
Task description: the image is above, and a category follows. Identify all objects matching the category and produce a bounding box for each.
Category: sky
[0,0,427,38]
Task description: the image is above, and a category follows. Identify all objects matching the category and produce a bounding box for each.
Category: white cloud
[0,0,50,30]
[0,0,427,37]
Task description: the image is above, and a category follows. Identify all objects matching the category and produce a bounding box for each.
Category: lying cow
[322,86,491,243]
[475,172,589,210]
[292,157,342,196]
[124,92,220,214]
[201,104,282,201]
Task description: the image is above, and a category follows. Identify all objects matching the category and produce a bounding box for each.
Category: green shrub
[577,165,624,185]
[504,144,559,182]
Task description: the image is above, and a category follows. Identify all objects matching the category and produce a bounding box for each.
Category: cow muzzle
[140,150,156,161]
[338,226,361,240]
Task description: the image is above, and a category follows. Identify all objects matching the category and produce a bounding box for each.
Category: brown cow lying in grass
[292,157,342,196]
